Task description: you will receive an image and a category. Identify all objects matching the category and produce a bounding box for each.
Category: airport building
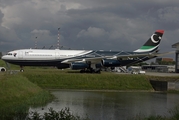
[172,42,179,73]
[156,57,174,63]
[141,65,175,73]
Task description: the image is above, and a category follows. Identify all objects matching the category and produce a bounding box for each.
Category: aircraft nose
[1,55,7,61]
[1,55,5,60]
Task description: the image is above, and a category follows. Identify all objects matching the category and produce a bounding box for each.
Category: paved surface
[115,72,179,77]
[145,72,179,77]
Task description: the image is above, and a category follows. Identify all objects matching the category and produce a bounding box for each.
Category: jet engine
[71,63,89,70]
[57,63,69,69]
[101,59,121,67]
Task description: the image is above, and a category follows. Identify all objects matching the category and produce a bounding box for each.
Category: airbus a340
[2,30,167,73]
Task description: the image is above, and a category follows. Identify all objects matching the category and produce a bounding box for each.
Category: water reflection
[30,91,179,120]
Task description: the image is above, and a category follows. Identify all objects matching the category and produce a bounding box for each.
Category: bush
[27,107,89,120]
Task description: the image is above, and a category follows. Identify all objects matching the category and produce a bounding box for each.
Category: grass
[0,73,52,107]
[22,69,153,90]
[0,73,53,119]
[0,59,19,70]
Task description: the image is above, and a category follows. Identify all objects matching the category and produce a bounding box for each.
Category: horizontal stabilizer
[154,51,175,57]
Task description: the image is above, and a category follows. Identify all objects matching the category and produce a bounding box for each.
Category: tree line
[0,52,2,59]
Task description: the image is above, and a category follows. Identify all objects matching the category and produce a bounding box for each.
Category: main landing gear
[79,62,101,74]
[80,68,101,74]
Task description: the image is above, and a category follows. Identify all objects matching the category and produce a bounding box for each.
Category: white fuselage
[2,49,97,69]
[2,49,92,61]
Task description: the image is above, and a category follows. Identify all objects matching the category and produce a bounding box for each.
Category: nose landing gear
[20,66,24,72]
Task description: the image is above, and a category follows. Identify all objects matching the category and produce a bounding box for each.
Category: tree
[0,52,2,59]
[158,61,175,65]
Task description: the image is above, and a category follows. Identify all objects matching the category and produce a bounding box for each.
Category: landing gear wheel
[84,68,101,74]
[94,68,101,74]
[80,69,85,73]
[20,66,24,72]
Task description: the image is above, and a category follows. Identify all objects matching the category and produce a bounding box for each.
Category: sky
[0,0,179,59]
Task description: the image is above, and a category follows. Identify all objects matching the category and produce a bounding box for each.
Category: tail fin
[134,30,164,53]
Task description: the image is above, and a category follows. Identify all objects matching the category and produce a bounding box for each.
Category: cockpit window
[7,53,13,55]
[14,53,17,57]
[6,52,17,57]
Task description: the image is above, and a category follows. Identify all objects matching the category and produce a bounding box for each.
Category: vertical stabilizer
[134,30,164,53]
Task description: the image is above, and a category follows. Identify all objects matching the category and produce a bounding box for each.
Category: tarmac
[145,72,179,77]
[116,71,179,77]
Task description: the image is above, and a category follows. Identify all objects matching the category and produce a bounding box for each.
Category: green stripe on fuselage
[140,46,154,50]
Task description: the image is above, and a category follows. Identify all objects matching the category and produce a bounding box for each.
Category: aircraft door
[55,52,60,59]
[18,51,23,59]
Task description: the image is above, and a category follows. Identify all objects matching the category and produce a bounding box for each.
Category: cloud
[77,27,108,38]
[31,29,50,34]
[158,7,179,23]
[0,9,21,51]
[0,0,178,54]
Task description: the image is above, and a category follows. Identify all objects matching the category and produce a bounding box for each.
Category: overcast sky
[0,0,179,58]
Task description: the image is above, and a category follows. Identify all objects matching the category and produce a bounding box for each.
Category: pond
[29,90,179,120]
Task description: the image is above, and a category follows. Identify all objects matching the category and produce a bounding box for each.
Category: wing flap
[117,53,152,59]
[61,59,84,64]
[61,56,112,64]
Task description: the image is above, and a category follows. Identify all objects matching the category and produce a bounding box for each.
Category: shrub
[27,107,90,120]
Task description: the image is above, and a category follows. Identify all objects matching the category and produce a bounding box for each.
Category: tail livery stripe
[134,30,164,53]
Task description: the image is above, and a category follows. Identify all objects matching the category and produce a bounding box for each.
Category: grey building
[172,42,179,73]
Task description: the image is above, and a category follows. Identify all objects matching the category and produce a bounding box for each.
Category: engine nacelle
[101,59,121,67]
[57,63,69,69]
[71,63,89,70]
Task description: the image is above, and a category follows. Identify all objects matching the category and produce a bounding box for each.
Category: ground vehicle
[0,67,6,72]
[138,70,146,74]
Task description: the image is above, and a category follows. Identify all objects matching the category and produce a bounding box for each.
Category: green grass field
[0,74,52,105]
[0,62,53,119]
[21,69,153,90]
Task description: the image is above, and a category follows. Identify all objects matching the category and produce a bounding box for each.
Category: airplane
[2,30,168,73]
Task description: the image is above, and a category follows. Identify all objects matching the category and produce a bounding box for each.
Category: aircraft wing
[61,51,174,64]
[116,51,175,59]
[116,53,154,59]
[61,56,111,64]
[61,52,157,64]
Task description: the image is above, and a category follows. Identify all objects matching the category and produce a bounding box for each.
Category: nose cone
[1,55,5,60]
[1,55,8,61]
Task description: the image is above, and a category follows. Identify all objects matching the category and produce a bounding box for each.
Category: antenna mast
[57,28,60,49]
[35,37,37,49]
